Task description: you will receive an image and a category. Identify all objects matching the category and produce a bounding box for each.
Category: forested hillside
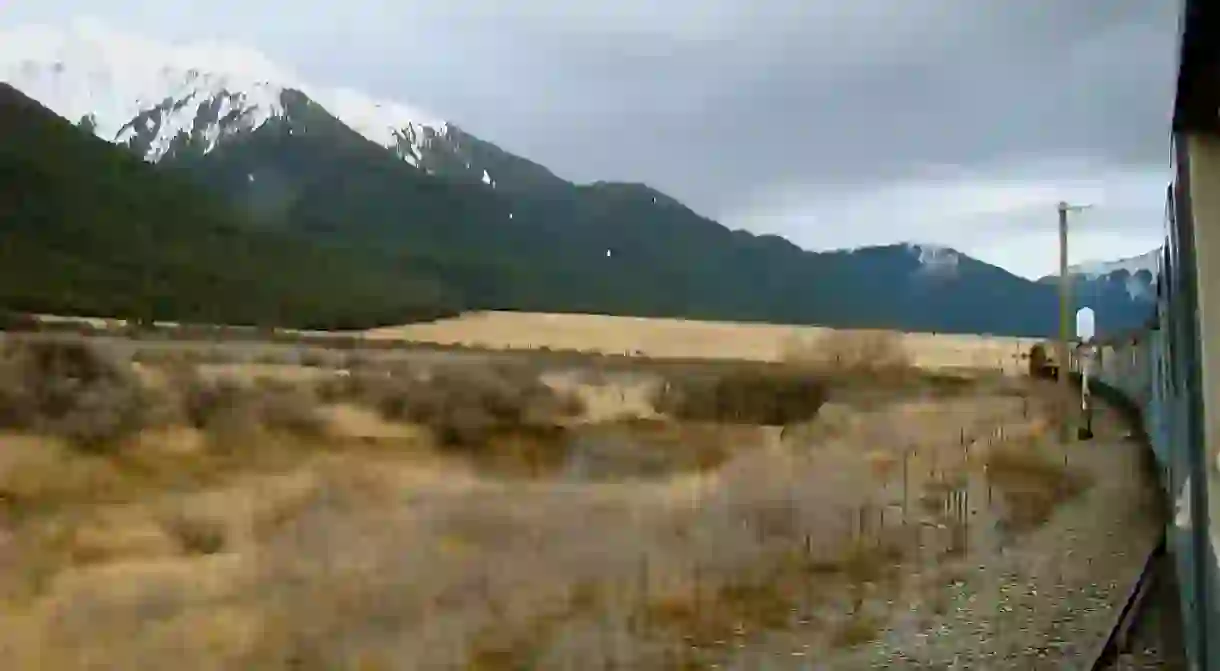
[0,83,458,328]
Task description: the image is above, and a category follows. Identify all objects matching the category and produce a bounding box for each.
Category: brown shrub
[134,348,205,368]
[254,352,290,366]
[160,509,228,555]
[255,380,328,437]
[297,349,330,368]
[830,611,883,649]
[313,367,405,406]
[1028,343,1051,378]
[187,347,235,365]
[651,367,828,425]
[782,330,912,378]
[0,339,152,450]
[313,372,359,404]
[321,363,586,449]
[171,370,326,443]
[411,365,586,448]
[341,352,375,371]
[984,443,1091,531]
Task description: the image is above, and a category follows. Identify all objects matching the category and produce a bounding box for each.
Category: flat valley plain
[365,310,1041,373]
[0,312,1162,669]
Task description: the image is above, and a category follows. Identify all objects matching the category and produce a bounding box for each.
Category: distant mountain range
[0,21,1158,338]
[1035,248,1160,334]
[1062,248,1160,302]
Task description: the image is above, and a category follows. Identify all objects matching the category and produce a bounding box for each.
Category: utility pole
[1057,201,1093,442]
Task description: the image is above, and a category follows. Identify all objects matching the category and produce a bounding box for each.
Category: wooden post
[1057,201,1072,443]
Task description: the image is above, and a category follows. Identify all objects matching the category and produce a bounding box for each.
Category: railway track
[1087,534,1165,669]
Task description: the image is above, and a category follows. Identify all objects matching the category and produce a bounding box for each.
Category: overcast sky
[3,1,1180,278]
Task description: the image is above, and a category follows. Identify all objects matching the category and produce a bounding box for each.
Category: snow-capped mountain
[0,18,450,167]
[0,19,1161,337]
[1041,247,1161,301]
[1078,249,1160,302]
[838,243,962,278]
[904,242,961,278]
[1068,248,1162,280]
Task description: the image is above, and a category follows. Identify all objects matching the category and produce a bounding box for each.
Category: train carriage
[1091,1,1220,666]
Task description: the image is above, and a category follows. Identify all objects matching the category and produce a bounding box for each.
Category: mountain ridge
[0,20,1159,338]
[1037,247,1161,303]
[0,19,449,167]
[1068,248,1161,278]
[0,82,459,327]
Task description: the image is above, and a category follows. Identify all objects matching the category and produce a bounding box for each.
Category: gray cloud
[3,1,1181,277]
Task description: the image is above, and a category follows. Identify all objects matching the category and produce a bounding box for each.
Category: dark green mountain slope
[0,83,457,328]
[163,99,1154,337]
[418,126,569,194]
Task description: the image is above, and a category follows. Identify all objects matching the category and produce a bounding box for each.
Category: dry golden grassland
[0,326,1155,669]
[364,310,1040,373]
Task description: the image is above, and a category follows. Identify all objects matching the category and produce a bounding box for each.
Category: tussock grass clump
[830,611,884,649]
[320,363,586,448]
[254,351,291,366]
[652,367,828,425]
[0,339,152,450]
[1028,343,1053,378]
[781,330,913,380]
[985,442,1091,531]
[171,371,327,442]
[160,508,228,555]
[297,349,330,368]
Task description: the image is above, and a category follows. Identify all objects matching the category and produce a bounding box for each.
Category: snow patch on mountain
[0,18,448,164]
[0,19,291,148]
[1061,247,1161,301]
[1069,247,1162,279]
[306,86,447,165]
[1121,273,1153,300]
[904,242,960,276]
[114,83,287,160]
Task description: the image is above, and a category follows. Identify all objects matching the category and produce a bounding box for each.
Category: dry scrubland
[0,328,1159,669]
